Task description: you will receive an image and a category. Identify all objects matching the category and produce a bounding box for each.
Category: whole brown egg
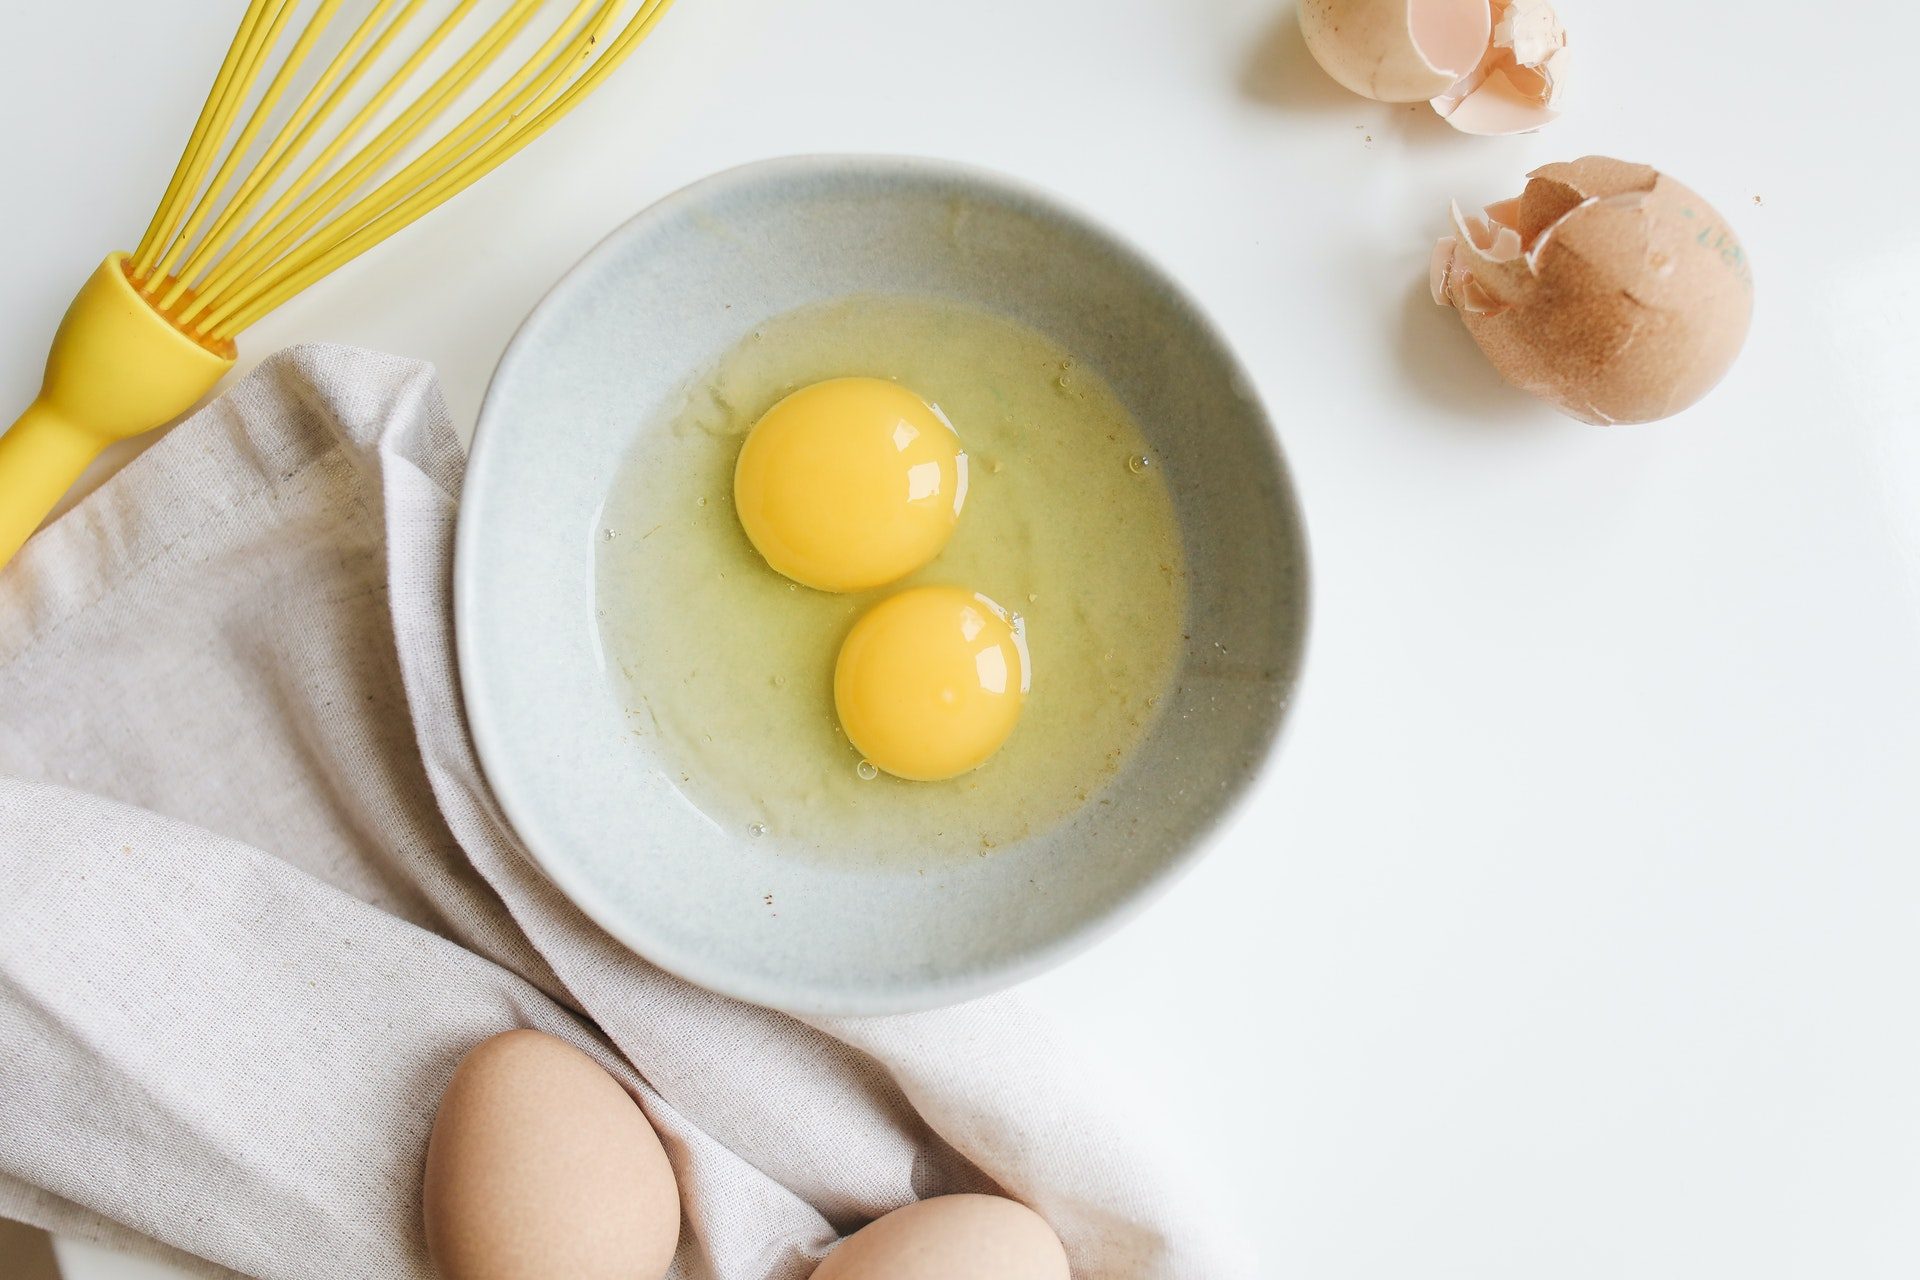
[422,1030,679,1280]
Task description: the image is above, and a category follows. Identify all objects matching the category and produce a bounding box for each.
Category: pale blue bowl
[456,156,1310,1015]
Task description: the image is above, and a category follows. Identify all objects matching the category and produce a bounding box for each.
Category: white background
[6,0,1920,1276]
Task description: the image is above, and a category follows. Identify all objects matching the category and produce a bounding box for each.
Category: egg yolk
[734,377,967,593]
[834,586,1030,782]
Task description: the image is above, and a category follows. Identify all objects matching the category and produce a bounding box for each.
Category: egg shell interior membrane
[1411,0,1494,77]
[1429,0,1569,136]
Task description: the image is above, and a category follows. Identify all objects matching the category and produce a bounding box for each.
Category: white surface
[51,1240,191,1280]
[5,0,1918,1276]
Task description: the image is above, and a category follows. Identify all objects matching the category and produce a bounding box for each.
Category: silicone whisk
[0,0,675,567]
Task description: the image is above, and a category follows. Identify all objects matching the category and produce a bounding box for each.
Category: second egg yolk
[733,377,967,593]
[834,586,1030,782]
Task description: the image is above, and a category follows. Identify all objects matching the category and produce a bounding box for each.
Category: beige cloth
[0,346,1243,1279]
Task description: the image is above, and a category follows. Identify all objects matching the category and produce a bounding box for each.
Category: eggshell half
[1299,0,1491,102]
[423,1030,680,1280]
[1431,156,1755,424]
[810,1194,1069,1280]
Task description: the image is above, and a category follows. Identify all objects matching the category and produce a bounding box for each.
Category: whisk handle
[0,401,104,566]
[0,254,233,572]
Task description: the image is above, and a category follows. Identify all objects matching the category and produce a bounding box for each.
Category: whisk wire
[128,0,672,342]
[178,0,518,328]
[132,0,279,276]
[209,0,619,333]
[144,0,300,282]
[151,0,347,288]
[164,0,412,303]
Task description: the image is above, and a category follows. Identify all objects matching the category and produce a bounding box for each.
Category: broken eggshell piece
[1298,0,1566,134]
[1430,0,1568,135]
[1298,0,1491,102]
[1431,156,1754,424]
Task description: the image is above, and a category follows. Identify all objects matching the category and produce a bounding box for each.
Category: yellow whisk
[0,0,676,567]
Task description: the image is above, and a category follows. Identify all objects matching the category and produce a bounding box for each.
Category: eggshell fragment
[1300,0,1568,132]
[1299,0,1492,102]
[423,1030,680,1280]
[1430,0,1568,135]
[810,1194,1069,1280]
[1431,156,1755,424]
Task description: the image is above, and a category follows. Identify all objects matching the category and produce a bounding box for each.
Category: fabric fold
[0,345,1242,1279]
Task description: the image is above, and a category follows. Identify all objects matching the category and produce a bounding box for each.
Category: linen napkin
[0,346,1244,1280]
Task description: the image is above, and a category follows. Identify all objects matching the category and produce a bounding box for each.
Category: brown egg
[1300,0,1567,133]
[423,1030,679,1280]
[810,1194,1069,1280]
[1431,156,1754,424]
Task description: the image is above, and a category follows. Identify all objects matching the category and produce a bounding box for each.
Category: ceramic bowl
[456,156,1310,1015]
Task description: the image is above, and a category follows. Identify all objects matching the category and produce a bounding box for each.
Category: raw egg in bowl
[456,157,1310,1014]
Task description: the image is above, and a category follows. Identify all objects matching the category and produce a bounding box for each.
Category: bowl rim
[454,152,1315,1014]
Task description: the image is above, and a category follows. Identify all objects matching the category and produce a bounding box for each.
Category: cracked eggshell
[1430,0,1569,135]
[1431,156,1754,424]
[1298,0,1492,102]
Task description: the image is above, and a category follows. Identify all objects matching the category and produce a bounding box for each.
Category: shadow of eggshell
[1431,156,1755,424]
[423,1030,680,1280]
[811,1195,1069,1280]
[1397,277,1545,429]
[1241,7,1367,112]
